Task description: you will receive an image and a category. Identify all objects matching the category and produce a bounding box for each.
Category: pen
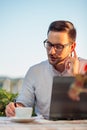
[14,99,17,107]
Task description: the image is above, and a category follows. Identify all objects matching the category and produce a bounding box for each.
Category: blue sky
[0,0,87,77]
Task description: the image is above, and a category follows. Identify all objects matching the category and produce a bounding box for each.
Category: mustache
[48,54,58,58]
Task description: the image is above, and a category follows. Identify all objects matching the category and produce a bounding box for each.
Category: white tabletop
[0,117,87,130]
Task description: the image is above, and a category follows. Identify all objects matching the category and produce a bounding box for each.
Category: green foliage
[0,88,18,116]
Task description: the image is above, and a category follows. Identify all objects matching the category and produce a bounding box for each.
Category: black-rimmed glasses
[44,39,72,52]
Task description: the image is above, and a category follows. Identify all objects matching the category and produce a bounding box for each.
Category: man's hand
[5,102,24,117]
[70,50,79,75]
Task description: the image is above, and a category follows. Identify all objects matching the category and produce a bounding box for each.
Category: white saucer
[10,117,35,123]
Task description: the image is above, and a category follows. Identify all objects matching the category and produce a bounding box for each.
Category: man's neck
[54,62,65,73]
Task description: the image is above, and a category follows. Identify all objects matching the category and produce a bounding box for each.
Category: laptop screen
[49,76,87,120]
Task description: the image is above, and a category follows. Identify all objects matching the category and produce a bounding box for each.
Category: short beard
[49,55,69,66]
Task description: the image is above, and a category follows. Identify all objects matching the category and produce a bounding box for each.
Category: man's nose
[49,47,56,54]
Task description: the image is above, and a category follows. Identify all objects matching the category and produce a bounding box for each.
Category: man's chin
[48,60,58,66]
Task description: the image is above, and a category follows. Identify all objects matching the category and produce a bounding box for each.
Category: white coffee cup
[15,107,33,118]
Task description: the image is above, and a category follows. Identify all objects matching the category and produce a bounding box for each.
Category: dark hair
[47,20,76,42]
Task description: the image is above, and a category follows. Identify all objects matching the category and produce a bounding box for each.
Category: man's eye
[56,45,63,49]
[47,42,52,47]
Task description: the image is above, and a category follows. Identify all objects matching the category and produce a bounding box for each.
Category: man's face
[46,31,74,66]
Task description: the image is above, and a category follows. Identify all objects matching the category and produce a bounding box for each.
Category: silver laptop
[49,76,87,120]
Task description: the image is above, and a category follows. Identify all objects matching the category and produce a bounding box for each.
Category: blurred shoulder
[24,60,50,78]
[30,60,49,69]
[26,60,49,75]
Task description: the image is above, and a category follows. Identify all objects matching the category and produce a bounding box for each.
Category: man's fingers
[5,102,15,117]
[73,49,78,59]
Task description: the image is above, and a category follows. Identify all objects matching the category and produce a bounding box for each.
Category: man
[5,20,87,119]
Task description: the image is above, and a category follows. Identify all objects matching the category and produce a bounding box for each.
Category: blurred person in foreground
[5,20,87,119]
